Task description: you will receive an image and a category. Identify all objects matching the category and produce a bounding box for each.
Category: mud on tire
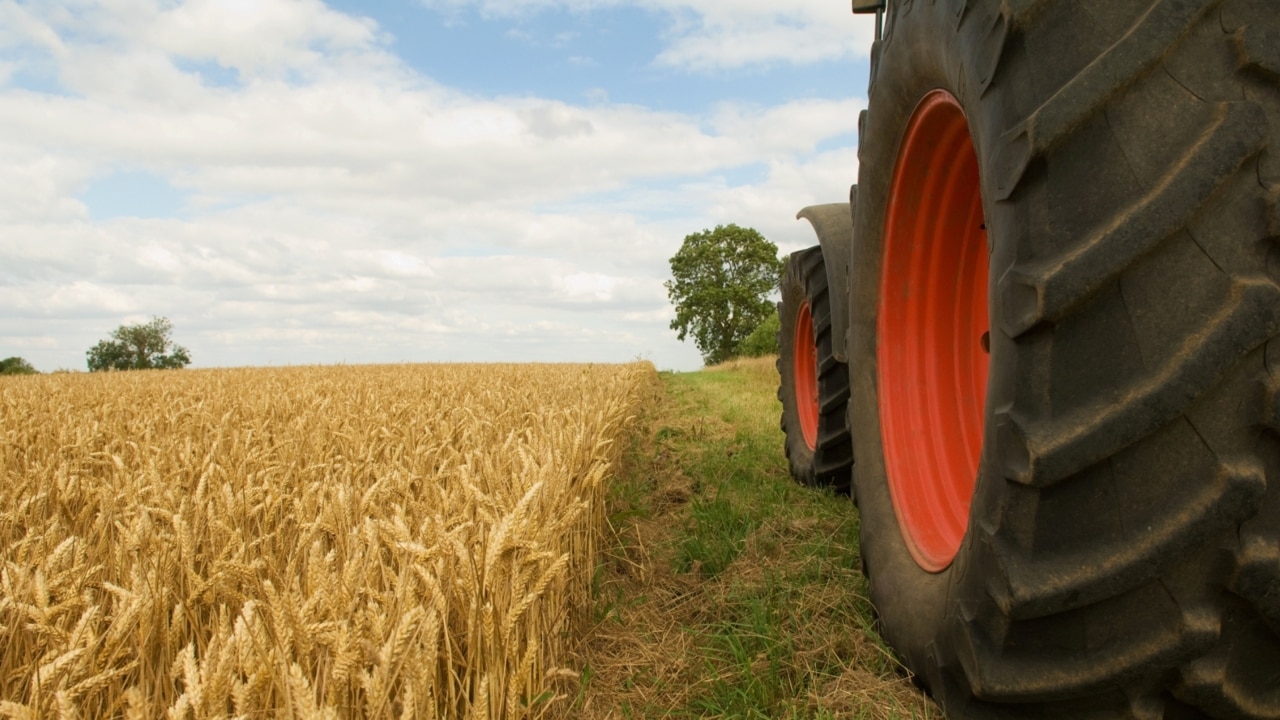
[848,1,1280,718]
[777,246,853,493]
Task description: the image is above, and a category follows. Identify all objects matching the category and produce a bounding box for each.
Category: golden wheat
[0,362,653,719]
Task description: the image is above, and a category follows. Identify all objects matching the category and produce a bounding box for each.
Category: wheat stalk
[0,362,652,717]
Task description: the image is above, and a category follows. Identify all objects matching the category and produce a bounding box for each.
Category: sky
[0,0,875,372]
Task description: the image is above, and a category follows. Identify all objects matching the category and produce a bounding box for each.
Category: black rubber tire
[848,1,1280,718]
[777,246,853,494]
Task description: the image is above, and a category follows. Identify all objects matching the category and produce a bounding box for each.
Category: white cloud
[558,273,612,302]
[1,334,57,349]
[145,0,382,76]
[0,3,69,57]
[710,98,860,155]
[0,0,868,372]
[0,145,92,222]
[418,0,876,70]
[42,281,138,314]
[658,0,875,70]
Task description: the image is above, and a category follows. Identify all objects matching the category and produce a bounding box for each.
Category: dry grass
[574,361,940,719]
[705,355,779,382]
[0,362,653,719]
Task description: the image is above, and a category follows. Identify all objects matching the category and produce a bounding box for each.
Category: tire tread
[777,247,854,493]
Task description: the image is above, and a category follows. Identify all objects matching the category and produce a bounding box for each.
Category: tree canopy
[666,224,783,366]
[0,356,38,375]
[87,317,192,372]
[736,308,780,358]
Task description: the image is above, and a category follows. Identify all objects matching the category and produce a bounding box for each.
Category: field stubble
[0,362,653,719]
[578,356,937,719]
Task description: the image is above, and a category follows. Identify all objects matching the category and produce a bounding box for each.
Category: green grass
[577,357,939,719]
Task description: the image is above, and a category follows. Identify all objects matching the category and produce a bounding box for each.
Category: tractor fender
[795,186,855,363]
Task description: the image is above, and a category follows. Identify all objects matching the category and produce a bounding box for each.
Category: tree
[87,316,191,372]
[737,308,780,358]
[666,224,784,366]
[0,356,38,375]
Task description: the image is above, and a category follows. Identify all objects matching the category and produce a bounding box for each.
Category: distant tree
[87,317,191,372]
[0,356,38,375]
[737,309,781,358]
[666,224,784,366]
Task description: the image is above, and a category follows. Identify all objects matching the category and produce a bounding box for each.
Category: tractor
[775,1,1280,717]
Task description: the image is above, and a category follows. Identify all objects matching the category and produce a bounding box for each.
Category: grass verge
[573,356,939,719]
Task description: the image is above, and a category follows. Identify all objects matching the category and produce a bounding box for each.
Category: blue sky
[0,0,874,371]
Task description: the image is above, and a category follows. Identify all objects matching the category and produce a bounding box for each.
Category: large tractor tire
[778,246,853,493]
[848,1,1280,718]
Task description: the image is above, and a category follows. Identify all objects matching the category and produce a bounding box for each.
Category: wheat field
[0,362,653,719]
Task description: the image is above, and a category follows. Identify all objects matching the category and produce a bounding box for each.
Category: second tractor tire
[777,246,853,494]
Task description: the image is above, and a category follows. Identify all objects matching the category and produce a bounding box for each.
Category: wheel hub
[794,300,820,451]
[876,90,989,572]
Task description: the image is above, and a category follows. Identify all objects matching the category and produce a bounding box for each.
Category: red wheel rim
[876,91,989,572]
[794,300,819,451]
